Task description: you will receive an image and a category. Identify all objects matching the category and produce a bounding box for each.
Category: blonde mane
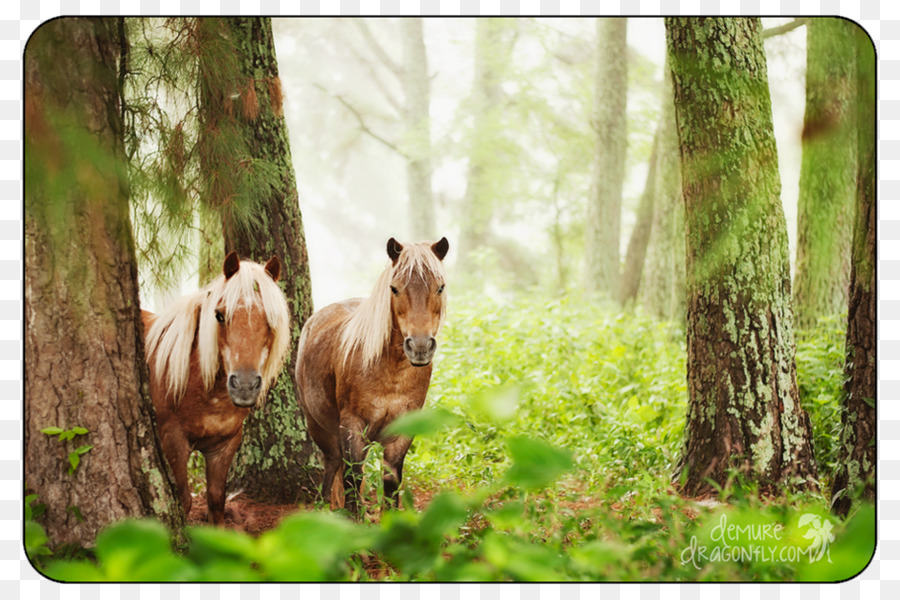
[338,242,447,371]
[145,260,291,404]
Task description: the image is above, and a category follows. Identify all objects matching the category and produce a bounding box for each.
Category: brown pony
[295,237,449,518]
[142,252,290,524]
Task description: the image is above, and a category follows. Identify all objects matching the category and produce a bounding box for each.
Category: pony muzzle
[403,335,437,366]
[227,369,263,406]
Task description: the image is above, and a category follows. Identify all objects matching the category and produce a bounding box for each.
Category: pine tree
[831,24,876,517]
[193,18,319,502]
[25,17,184,546]
[666,17,817,494]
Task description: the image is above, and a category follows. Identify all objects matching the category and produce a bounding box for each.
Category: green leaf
[66,505,85,522]
[67,453,80,475]
[384,408,459,438]
[72,427,89,436]
[40,427,63,436]
[74,444,94,455]
[503,436,574,490]
[96,519,178,580]
[25,521,50,559]
[187,526,258,565]
[418,492,469,542]
[43,560,103,582]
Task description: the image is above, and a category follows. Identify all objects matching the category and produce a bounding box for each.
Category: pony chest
[348,374,429,433]
[178,392,249,442]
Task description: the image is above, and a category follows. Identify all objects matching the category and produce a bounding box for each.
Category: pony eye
[390,286,399,296]
[215,311,225,323]
[437,284,445,295]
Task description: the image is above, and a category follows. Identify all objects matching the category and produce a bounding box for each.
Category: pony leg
[203,434,242,526]
[306,416,343,508]
[382,436,413,509]
[160,428,193,514]
[339,413,368,520]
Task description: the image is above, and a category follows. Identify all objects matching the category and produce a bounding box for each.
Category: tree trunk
[24,17,184,547]
[584,18,628,296]
[831,25,875,518]
[197,18,319,502]
[793,18,856,330]
[457,19,512,275]
[400,18,435,240]
[666,18,818,495]
[640,64,685,321]
[618,116,661,306]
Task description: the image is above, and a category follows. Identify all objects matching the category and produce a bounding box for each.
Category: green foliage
[412,293,688,490]
[41,426,93,476]
[795,314,846,485]
[39,296,860,582]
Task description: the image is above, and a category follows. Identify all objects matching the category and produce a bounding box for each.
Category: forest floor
[185,486,447,536]
[186,484,709,537]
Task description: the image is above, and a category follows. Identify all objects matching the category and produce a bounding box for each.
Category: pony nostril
[428,337,436,353]
[228,374,239,389]
[253,375,262,390]
[404,338,414,354]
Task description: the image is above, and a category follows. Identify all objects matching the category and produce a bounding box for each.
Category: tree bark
[584,18,628,296]
[666,18,818,495]
[24,17,184,547]
[793,18,856,330]
[197,18,319,502]
[831,25,875,518]
[400,18,435,240]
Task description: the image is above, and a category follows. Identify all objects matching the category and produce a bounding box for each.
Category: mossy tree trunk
[793,18,856,330]
[24,17,184,546]
[666,18,818,495]
[584,18,627,297]
[196,18,318,502]
[831,26,875,517]
[640,64,685,321]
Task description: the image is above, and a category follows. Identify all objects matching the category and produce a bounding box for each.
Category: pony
[142,252,290,525]
[295,237,449,518]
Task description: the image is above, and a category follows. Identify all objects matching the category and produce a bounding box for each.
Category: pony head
[197,252,290,407]
[338,237,449,371]
[386,237,449,366]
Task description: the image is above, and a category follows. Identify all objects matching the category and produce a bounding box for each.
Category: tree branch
[348,45,404,116]
[355,20,404,80]
[762,18,809,39]
[313,83,408,159]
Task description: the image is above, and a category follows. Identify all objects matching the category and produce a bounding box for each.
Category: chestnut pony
[142,252,290,524]
[296,237,449,518]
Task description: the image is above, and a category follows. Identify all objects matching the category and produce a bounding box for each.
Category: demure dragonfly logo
[799,514,835,563]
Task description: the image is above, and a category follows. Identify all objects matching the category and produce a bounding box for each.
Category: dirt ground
[185,487,442,535]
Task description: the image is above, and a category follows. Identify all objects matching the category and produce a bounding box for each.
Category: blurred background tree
[793,18,857,330]
[584,18,628,297]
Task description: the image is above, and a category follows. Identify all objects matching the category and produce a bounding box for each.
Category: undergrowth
[28,295,871,582]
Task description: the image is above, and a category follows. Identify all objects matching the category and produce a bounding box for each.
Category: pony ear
[264,256,281,282]
[431,237,449,261]
[387,237,404,264]
[223,251,240,279]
